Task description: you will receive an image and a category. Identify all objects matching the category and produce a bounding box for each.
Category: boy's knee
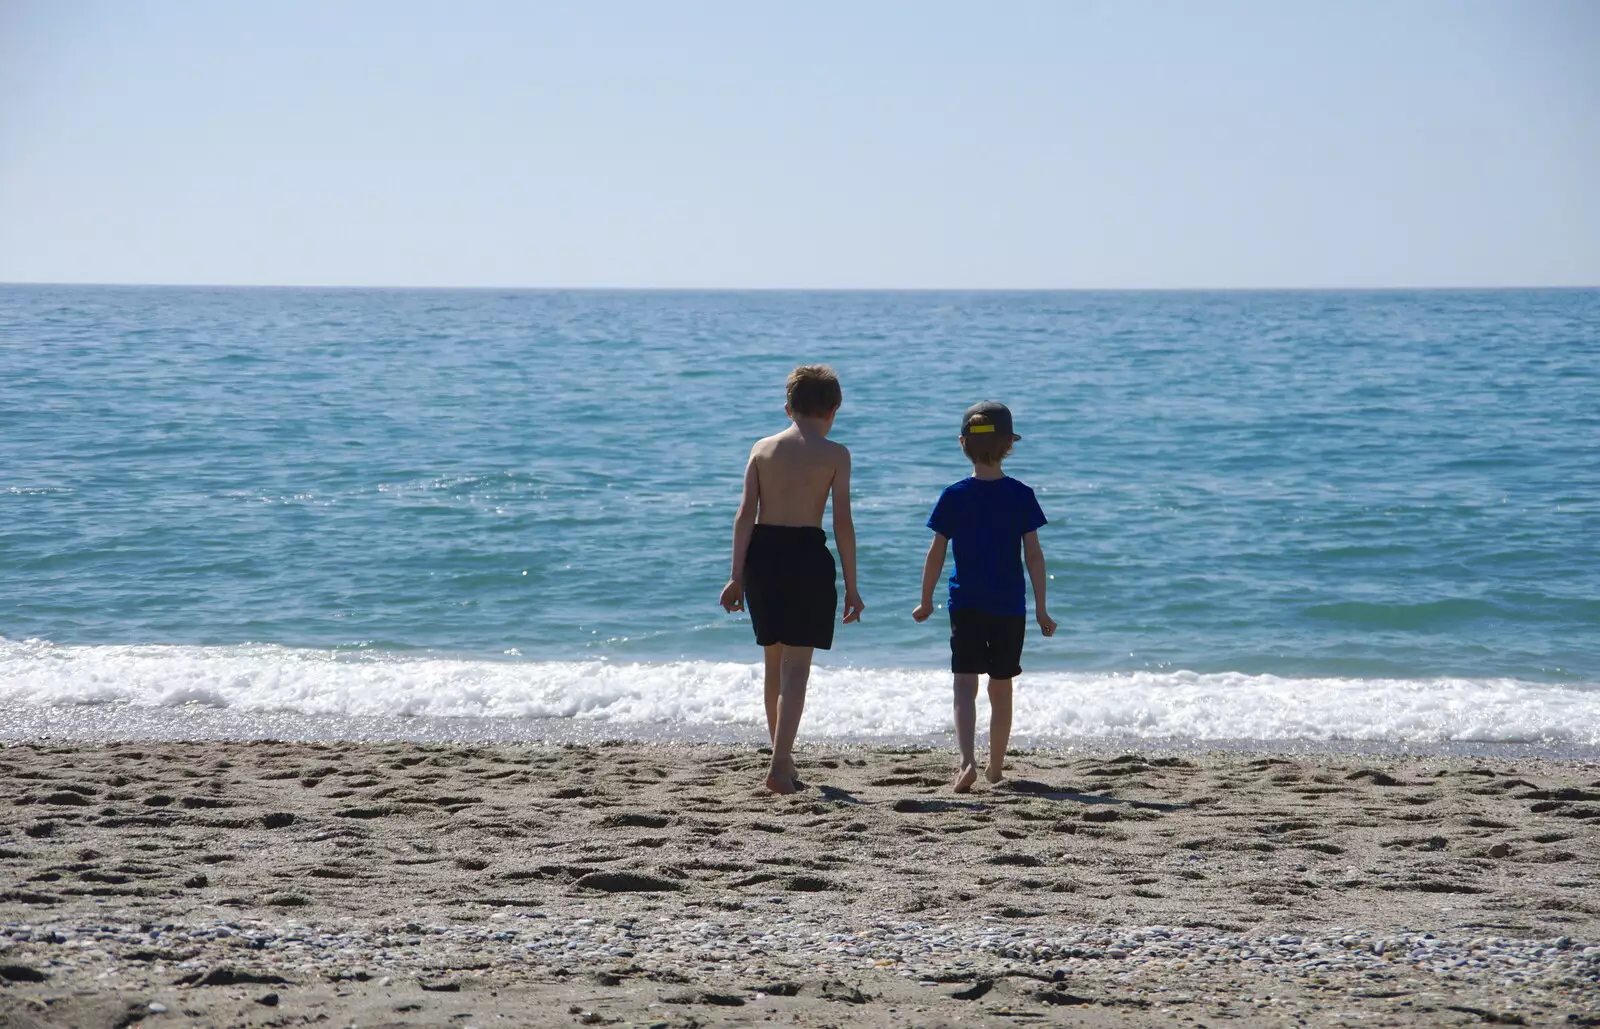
[987,678,1014,695]
[780,646,814,669]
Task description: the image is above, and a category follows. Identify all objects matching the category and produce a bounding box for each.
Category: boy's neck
[969,462,1006,481]
[790,415,830,438]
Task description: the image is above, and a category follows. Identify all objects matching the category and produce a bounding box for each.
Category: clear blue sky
[2,1,1596,288]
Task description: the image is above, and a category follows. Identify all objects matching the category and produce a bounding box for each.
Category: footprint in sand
[597,812,670,829]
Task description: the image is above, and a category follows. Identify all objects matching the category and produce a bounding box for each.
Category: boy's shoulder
[749,428,849,461]
[941,475,1035,494]
[749,429,785,455]
[934,477,1041,522]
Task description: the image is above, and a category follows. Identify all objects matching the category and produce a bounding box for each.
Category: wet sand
[2,740,1598,1027]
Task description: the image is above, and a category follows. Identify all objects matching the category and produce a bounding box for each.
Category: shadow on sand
[810,780,1188,813]
[1000,778,1190,812]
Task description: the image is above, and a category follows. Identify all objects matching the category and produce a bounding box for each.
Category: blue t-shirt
[927,476,1048,616]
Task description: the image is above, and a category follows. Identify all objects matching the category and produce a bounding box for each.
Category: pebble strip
[4,915,1597,994]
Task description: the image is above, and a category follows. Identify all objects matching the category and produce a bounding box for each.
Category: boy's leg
[951,673,981,792]
[766,645,813,794]
[985,677,1014,783]
[763,643,805,786]
[762,644,784,746]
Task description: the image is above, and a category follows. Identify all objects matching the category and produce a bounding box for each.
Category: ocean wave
[1,638,1596,745]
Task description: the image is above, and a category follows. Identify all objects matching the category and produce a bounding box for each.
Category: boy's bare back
[749,424,849,528]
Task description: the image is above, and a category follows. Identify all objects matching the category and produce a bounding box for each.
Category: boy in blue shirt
[913,401,1056,792]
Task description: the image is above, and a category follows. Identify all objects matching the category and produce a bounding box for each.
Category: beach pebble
[4,905,1593,1009]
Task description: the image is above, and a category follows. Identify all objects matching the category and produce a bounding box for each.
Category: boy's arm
[719,452,760,612]
[831,448,864,623]
[1022,531,1056,636]
[911,534,948,622]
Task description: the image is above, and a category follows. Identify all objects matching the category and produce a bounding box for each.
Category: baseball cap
[961,400,1021,441]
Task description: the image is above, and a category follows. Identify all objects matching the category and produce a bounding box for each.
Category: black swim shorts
[744,524,837,649]
[950,608,1025,679]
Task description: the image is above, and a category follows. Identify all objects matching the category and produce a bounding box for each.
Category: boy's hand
[911,602,934,622]
[842,589,865,624]
[1037,610,1057,637]
[719,579,744,613]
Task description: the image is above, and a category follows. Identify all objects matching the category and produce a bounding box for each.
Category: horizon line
[3,280,1598,293]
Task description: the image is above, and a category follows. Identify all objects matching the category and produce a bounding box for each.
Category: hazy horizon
[5,281,1599,293]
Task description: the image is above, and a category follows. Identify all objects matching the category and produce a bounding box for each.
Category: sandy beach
[2,740,1597,1027]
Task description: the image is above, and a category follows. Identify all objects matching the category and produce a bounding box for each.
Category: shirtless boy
[719,365,864,794]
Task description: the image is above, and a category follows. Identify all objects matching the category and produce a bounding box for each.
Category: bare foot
[765,770,799,795]
[784,761,807,790]
[952,763,978,793]
[985,763,1005,785]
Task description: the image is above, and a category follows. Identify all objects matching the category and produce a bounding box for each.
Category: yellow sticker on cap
[968,424,995,433]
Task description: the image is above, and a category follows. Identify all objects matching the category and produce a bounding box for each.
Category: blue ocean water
[2,286,1597,742]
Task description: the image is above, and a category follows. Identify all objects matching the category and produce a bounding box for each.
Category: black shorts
[950,608,1025,679]
[744,524,837,649]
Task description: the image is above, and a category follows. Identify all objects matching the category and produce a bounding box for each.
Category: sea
[3,285,1597,752]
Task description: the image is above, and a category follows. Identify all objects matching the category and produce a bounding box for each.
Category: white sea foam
[1,637,1596,745]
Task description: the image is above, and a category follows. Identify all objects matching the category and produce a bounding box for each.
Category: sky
[1,1,1596,289]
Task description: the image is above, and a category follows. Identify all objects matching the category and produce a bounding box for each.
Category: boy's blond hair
[961,412,1013,466]
[786,365,842,417]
